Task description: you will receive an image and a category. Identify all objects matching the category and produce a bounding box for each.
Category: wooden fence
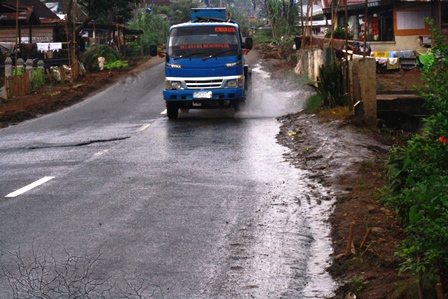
[5,73,31,99]
[4,62,81,99]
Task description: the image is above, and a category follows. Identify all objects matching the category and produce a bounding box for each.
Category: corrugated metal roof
[0,5,41,24]
[3,0,60,20]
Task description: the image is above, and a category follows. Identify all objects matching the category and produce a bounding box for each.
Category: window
[168,26,240,58]
[394,9,431,36]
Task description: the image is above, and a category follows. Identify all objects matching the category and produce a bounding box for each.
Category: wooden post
[25,58,34,81]
[359,58,377,127]
[359,227,372,250]
[345,221,355,256]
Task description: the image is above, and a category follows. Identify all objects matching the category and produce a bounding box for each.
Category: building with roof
[0,0,63,44]
[321,0,446,52]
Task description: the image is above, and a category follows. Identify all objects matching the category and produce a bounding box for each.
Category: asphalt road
[0,57,336,298]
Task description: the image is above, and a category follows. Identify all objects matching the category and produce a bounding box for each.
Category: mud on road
[275,110,408,299]
[254,52,414,298]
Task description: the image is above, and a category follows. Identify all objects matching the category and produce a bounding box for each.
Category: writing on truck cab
[150,7,253,119]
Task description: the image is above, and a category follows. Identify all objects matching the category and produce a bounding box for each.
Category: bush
[304,94,323,113]
[324,27,354,40]
[385,18,448,297]
[82,45,121,73]
[308,61,347,108]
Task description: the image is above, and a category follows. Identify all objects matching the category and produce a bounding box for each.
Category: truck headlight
[166,63,182,69]
[165,80,183,90]
[226,79,238,88]
[225,61,242,68]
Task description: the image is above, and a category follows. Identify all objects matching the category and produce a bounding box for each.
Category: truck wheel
[167,103,179,119]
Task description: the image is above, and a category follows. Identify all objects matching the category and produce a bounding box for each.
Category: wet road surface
[0,59,336,297]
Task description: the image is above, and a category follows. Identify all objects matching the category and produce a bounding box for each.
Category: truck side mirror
[149,45,158,56]
[244,37,253,50]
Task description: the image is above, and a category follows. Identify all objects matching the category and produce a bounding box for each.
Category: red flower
[438,136,447,143]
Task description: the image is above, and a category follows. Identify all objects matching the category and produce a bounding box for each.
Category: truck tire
[166,102,179,119]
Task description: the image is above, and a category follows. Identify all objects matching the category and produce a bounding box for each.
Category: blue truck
[150,8,253,119]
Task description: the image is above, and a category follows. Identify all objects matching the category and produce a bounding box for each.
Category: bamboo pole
[359,227,372,250]
[14,0,19,68]
[345,221,355,256]
[363,0,368,59]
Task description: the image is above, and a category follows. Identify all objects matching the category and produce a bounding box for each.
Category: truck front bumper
[163,88,244,103]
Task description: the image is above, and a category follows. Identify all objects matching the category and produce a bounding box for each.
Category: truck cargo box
[190,8,226,21]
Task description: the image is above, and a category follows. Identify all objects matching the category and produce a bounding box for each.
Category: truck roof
[170,21,239,30]
[190,7,227,20]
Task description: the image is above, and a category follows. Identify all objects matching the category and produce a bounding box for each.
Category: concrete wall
[310,36,431,55]
[350,58,377,127]
[369,36,429,53]
[294,49,324,82]
[295,49,377,126]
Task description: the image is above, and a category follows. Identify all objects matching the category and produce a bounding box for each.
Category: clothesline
[36,43,63,52]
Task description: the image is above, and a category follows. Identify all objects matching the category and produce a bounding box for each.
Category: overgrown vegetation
[384,19,448,298]
[307,61,348,108]
[324,27,354,40]
[264,0,298,39]
[82,44,121,73]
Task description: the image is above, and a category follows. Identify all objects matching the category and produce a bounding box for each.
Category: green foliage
[277,35,296,59]
[31,69,44,88]
[227,7,251,37]
[76,0,140,25]
[104,60,129,70]
[324,27,354,40]
[304,94,323,113]
[129,8,170,51]
[170,1,197,24]
[12,68,23,75]
[265,0,297,39]
[384,18,448,294]
[253,29,274,44]
[82,44,120,73]
[308,62,347,108]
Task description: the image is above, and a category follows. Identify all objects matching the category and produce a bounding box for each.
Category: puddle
[212,62,338,298]
[236,64,313,119]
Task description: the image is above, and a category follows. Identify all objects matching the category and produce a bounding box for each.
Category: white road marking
[5,176,55,198]
[94,149,109,156]
[137,124,151,132]
[160,109,167,115]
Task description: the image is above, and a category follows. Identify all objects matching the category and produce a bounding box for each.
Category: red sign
[180,44,230,49]
[214,27,236,33]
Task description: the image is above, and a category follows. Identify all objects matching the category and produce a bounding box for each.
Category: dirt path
[258,55,412,298]
[275,111,408,299]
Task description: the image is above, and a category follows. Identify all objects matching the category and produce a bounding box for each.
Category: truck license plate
[193,91,212,99]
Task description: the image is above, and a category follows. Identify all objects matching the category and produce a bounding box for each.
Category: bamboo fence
[5,72,31,99]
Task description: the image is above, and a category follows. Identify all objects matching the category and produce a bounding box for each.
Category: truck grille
[185,79,223,89]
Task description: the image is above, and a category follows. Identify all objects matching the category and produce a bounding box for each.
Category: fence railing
[3,57,80,99]
[5,72,31,98]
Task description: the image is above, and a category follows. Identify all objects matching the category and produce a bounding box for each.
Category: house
[0,0,63,44]
[321,0,446,52]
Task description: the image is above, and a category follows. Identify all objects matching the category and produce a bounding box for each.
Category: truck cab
[152,8,252,119]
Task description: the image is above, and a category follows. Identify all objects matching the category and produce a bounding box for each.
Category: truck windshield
[168,26,239,59]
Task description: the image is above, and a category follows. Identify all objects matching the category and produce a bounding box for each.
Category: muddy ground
[0,52,426,298]
[265,56,423,299]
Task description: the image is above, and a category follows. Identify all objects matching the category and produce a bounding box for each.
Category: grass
[303,94,322,113]
[318,106,352,121]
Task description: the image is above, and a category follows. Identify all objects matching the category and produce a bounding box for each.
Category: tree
[73,0,141,33]
[63,0,142,65]
[265,0,297,39]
